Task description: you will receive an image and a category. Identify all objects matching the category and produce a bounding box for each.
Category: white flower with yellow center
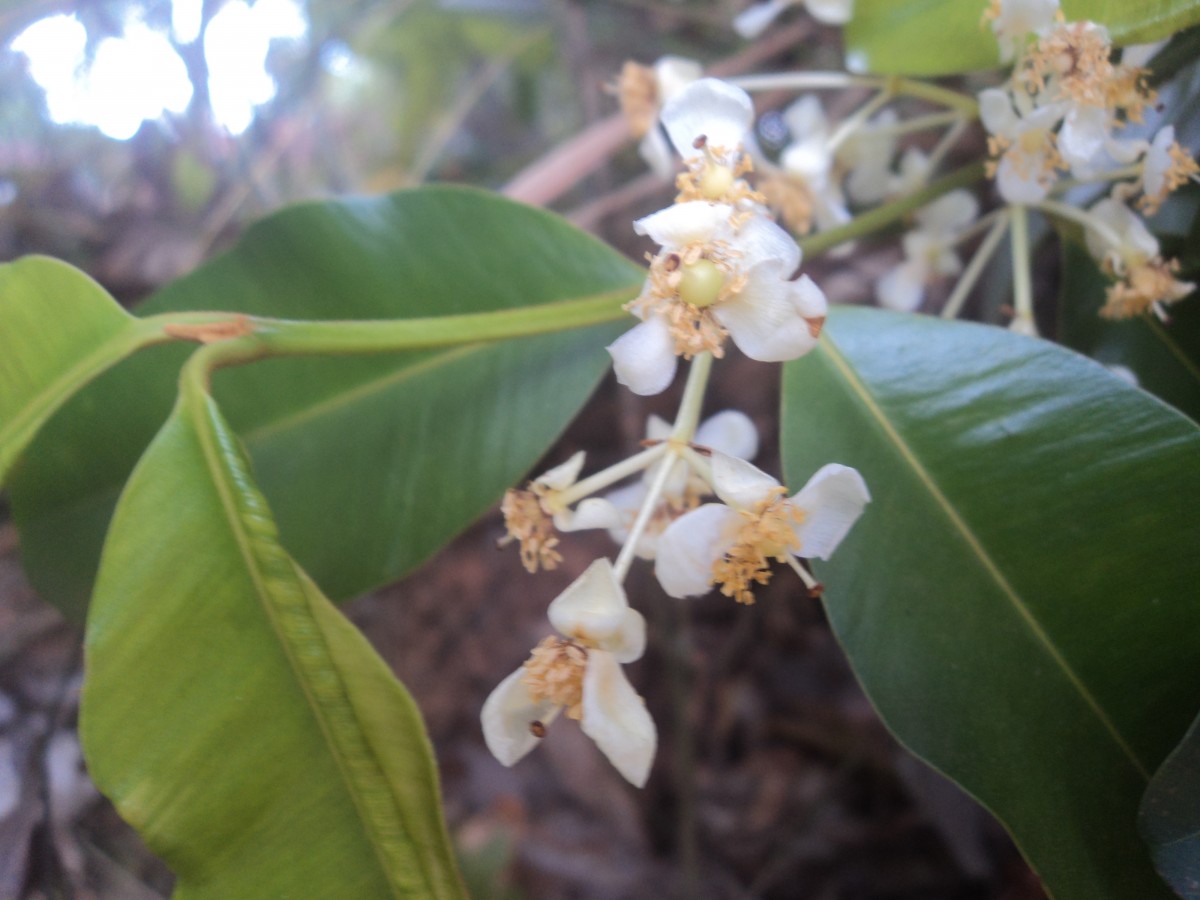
[607,202,826,395]
[481,559,656,787]
[661,78,763,206]
[979,86,1066,202]
[654,451,870,604]
[1141,126,1200,215]
[877,190,979,312]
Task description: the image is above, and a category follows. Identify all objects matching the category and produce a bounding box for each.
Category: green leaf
[1057,239,1200,424]
[1140,710,1200,897]
[82,372,466,898]
[782,307,1200,899]
[0,256,150,485]
[845,0,1200,76]
[9,186,639,619]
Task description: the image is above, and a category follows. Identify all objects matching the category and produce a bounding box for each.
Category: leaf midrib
[185,390,411,898]
[820,334,1152,782]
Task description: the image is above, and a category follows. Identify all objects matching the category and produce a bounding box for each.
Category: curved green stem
[797,162,987,258]
[153,286,637,386]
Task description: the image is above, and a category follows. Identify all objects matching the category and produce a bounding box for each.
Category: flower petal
[694,410,759,461]
[710,450,781,508]
[713,264,818,362]
[555,497,623,533]
[805,0,853,24]
[916,190,978,233]
[537,450,585,491]
[608,316,679,396]
[634,201,732,248]
[654,503,739,598]
[790,463,870,559]
[876,261,926,312]
[733,213,802,274]
[995,155,1050,204]
[661,78,754,159]
[580,650,657,787]
[548,558,630,646]
[978,88,1018,137]
[733,0,795,38]
[481,668,560,767]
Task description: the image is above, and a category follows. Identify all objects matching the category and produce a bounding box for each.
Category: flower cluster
[488,74,868,787]
[607,78,829,396]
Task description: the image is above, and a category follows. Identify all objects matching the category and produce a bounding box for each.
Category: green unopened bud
[678,258,725,308]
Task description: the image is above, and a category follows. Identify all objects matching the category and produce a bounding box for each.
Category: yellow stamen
[522,637,588,720]
[611,61,658,139]
[759,173,815,235]
[1101,257,1194,319]
[500,489,562,573]
[710,487,805,605]
[1140,143,1200,215]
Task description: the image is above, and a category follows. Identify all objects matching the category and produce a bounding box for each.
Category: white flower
[983,0,1061,63]
[654,451,870,603]
[1084,196,1158,274]
[877,190,978,312]
[979,86,1066,203]
[500,451,589,573]
[734,0,853,37]
[775,95,853,234]
[578,411,760,559]
[1140,126,1200,214]
[1057,104,1146,179]
[481,559,656,787]
[842,109,899,205]
[607,202,826,395]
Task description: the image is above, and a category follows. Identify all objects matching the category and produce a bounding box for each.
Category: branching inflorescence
[483,0,1197,787]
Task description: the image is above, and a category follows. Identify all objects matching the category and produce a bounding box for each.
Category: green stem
[1010,204,1036,332]
[553,443,668,508]
[670,353,714,443]
[727,72,979,116]
[150,286,636,384]
[797,161,986,258]
[941,209,1011,320]
[612,450,679,582]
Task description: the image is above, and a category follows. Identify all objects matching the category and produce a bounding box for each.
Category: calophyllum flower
[655,451,870,604]
[982,0,1061,63]
[979,87,1067,203]
[608,201,827,395]
[571,410,759,559]
[481,559,656,787]
[1141,126,1200,214]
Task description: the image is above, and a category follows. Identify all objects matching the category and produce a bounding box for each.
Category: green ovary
[678,258,725,309]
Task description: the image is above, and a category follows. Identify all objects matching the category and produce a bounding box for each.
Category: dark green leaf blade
[846,0,1200,76]
[782,307,1200,899]
[10,186,639,617]
[0,256,146,485]
[83,383,466,898]
[1140,710,1200,898]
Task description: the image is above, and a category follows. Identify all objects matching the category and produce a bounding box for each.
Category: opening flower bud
[677,258,725,308]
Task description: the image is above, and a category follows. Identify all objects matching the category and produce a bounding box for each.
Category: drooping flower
[654,451,870,603]
[1140,126,1200,215]
[481,559,656,787]
[877,189,979,312]
[607,202,827,395]
[1084,195,1194,319]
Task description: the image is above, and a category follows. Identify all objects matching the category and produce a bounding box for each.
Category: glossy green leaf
[83,372,466,898]
[845,0,1200,76]
[1140,710,1200,897]
[0,256,150,485]
[9,186,638,619]
[782,307,1200,899]
[1058,239,1200,424]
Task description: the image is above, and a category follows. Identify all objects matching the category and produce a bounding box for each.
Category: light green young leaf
[82,367,467,898]
[0,257,152,485]
[782,307,1200,899]
[845,0,1200,76]
[1139,709,1200,895]
[9,186,640,619]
